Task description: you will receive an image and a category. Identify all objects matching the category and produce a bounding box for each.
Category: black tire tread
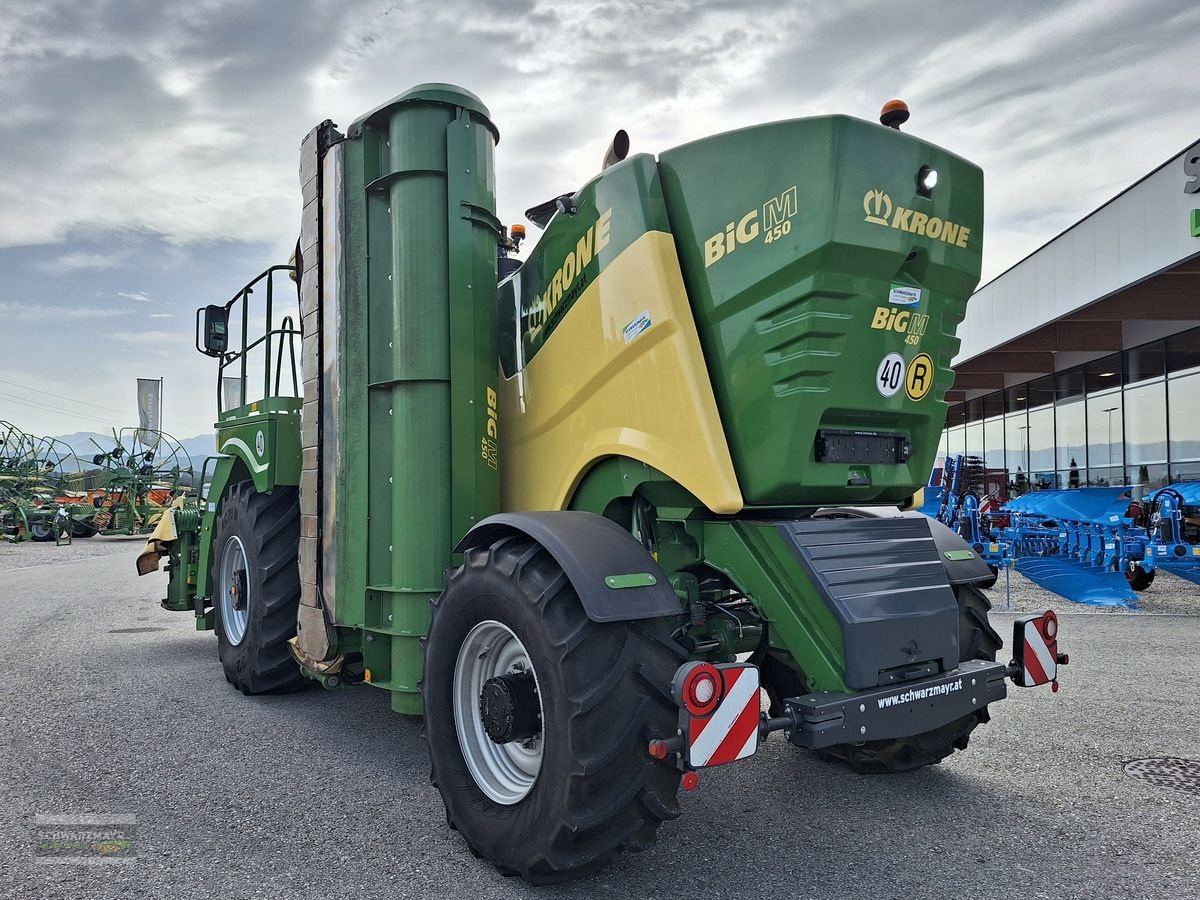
[71,520,97,538]
[1126,565,1155,592]
[978,565,999,590]
[422,535,686,885]
[29,519,54,542]
[213,481,307,695]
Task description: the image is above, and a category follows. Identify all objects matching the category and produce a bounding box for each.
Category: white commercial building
[942,140,1200,495]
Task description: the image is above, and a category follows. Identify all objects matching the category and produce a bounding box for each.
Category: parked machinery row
[0,420,192,543]
[923,454,1200,606]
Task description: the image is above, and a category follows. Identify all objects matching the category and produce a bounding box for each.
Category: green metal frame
[82,428,194,537]
[1,425,91,543]
[568,457,846,690]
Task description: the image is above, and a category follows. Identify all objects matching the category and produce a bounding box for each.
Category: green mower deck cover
[339,84,501,712]
[659,116,983,506]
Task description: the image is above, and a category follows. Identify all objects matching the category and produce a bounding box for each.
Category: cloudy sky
[1,0,1197,439]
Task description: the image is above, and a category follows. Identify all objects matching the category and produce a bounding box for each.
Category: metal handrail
[274,315,300,397]
[212,265,301,414]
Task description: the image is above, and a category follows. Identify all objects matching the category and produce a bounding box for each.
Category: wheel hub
[452,620,544,805]
[231,568,248,611]
[217,535,251,646]
[479,671,541,744]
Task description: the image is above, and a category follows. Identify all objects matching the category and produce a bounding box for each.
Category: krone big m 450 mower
[140,85,1068,883]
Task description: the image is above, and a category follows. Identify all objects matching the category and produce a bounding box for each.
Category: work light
[917,165,938,197]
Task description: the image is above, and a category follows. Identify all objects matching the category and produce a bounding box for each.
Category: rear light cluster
[679,662,723,717]
[1043,612,1058,641]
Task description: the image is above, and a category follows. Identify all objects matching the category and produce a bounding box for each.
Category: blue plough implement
[922,455,1200,607]
[1144,482,1200,586]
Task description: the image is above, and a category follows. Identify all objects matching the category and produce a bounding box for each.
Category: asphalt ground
[1,542,1197,899]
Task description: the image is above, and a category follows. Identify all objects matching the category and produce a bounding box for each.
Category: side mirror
[198,305,229,357]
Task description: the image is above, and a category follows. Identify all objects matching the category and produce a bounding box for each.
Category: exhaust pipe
[602,130,630,170]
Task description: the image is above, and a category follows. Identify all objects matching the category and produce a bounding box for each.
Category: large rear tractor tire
[789,582,1002,774]
[212,481,307,695]
[422,534,687,884]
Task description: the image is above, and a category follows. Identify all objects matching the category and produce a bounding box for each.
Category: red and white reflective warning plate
[1013,610,1060,687]
[671,662,760,769]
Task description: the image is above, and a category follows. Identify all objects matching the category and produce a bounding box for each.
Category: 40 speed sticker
[875,351,936,401]
[876,352,904,397]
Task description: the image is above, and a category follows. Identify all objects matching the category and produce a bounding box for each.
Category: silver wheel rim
[452,620,544,805]
[217,535,250,646]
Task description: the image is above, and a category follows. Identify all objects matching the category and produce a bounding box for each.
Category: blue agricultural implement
[1143,482,1200,586]
[923,454,1200,606]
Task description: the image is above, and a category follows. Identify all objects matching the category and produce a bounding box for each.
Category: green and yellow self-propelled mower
[139,85,1068,883]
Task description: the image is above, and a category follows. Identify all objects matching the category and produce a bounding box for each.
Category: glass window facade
[1124,381,1166,465]
[1168,371,1200,480]
[1085,390,1122,486]
[942,325,1200,498]
[1056,399,1085,487]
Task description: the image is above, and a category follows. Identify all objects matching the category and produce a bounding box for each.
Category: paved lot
[1,543,1198,899]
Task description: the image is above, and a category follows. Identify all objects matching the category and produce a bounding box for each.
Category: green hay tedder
[1,421,193,542]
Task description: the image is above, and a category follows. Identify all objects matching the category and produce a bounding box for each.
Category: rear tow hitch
[649,611,1068,779]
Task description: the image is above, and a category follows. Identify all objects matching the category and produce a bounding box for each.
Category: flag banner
[136,378,161,444]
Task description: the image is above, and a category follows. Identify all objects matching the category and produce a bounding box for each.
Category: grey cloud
[0,302,133,321]
[1,0,1198,435]
[34,251,125,274]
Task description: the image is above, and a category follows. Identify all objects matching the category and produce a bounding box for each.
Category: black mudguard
[454,511,683,623]
[924,515,996,585]
[814,506,994,585]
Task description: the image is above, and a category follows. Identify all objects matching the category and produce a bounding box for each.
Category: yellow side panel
[500,230,743,514]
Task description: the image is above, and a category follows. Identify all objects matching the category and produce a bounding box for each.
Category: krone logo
[863,189,893,225]
[862,186,973,248]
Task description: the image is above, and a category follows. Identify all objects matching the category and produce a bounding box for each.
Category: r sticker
[623,310,652,344]
[889,285,921,307]
[905,353,934,401]
[876,352,905,398]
